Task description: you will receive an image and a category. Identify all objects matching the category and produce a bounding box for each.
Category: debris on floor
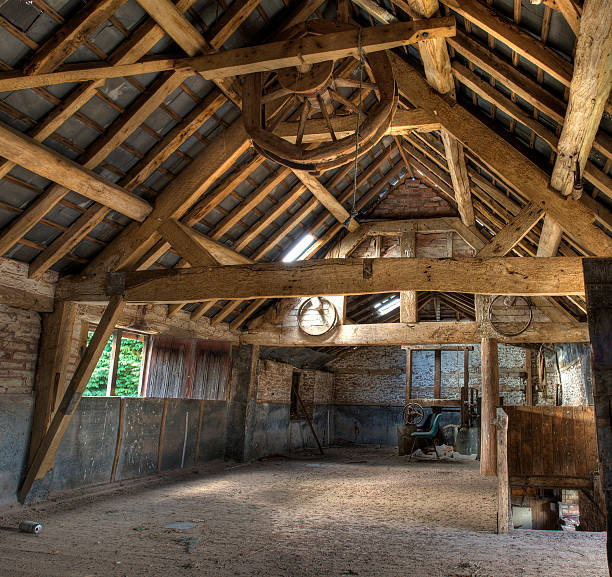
[164,521,196,530]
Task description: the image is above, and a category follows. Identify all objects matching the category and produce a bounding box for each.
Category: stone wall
[0,304,41,394]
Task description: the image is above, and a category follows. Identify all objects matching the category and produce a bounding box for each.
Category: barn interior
[0,0,610,575]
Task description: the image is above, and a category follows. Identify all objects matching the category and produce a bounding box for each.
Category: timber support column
[480,337,499,476]
[225,344,259,462]
[27,301,77,468]
[399,229,418,323]
[583,258,612,574]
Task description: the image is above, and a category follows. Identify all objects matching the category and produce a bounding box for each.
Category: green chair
[409,413,441,461]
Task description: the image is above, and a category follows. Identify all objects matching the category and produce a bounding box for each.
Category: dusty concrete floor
[0,447,606,577]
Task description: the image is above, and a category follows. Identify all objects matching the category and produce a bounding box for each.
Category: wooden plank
[0,1,202,257]
[194,399,205,463]
[541,407,554,477]
[241,320,589,347]
[0,19,456,91]
[448,30,565,124]
[509,475,593,489]
[481,337,499,476]
[391,55,612,256]
[550,0,611,197]
[19,296,125,503]
[497,408,511,533]
[0,121,152,222]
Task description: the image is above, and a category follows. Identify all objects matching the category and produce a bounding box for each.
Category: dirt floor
[0,447,606,577]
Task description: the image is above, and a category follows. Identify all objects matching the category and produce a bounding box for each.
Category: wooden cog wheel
[242,20,398,173]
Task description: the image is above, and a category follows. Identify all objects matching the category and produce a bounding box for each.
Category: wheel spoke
[296,99,312,146]
[317,93,337,142]
[328,88,367,118]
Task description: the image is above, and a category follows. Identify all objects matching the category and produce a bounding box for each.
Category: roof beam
[477,203,545,258]
[441,130,475,226]
[352,0,454,94]
[0,121,151,222]
[135,0,209,56]
[391,55,612,256]
[0,18,457,92]
[60,257,586,303]
[275,108,440,142]
[293,171,360,232]
[550,0,612,197]
[241,320,588,346]
[158,219,218,267]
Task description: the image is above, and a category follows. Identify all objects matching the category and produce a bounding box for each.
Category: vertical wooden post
[583,258,612,575]
[481,337,499,476]
[105,328,122,396]
[399,229,418,323]
[19,296,126,502]
[158,398,169,470]
[461,348,470,426]
[525,347,533,406]
[110,397,125,483]
[27,301,77,467]
[496,408,512,533]
[434,349,441,399]
[405,348,412,401]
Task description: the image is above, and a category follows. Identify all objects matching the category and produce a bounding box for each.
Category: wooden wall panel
[505,406,598,482]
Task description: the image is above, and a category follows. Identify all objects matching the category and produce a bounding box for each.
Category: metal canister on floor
[18,520,42,534]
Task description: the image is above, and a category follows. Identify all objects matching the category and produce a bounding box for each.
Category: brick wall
[370,179,456,219]
[0,304,41,394]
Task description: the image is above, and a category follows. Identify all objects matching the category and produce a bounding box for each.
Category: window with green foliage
[84,331,145,397]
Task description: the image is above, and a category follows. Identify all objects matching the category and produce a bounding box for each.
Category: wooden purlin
[0,19,457,91]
